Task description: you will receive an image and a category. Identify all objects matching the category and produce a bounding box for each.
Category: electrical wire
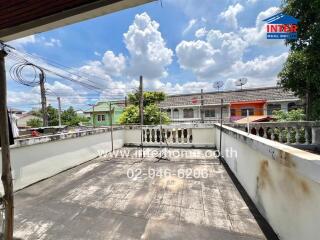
[9,61,45,87]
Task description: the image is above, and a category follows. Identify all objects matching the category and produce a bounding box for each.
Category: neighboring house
[16,112,42,128]
[9,108,26,117]
[84,101,124,127]
[159,87,301,123]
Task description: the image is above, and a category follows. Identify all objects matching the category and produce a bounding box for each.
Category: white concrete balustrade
[125,124,215,148]
[0,123,319,240]
[230,121,320,145]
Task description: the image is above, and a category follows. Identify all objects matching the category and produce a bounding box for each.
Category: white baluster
[304,127,309,144]
[271,128,275,140]
[295,127,300,144]
[186,128,189,144]
[286,127,290,143]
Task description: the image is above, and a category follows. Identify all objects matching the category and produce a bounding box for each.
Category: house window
[288,102,297,111]
[241,108,254,116]
[173,109,179,119]
[267,104,281,115]
[183,109,194,118]
[231,109,236,117]
[204,109,215,118]
[97,114,105,122]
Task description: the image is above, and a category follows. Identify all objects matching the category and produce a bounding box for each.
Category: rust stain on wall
[257,160,274,190]
[274,150,296,168]
[300,180,310,195]
[283,167,311,197]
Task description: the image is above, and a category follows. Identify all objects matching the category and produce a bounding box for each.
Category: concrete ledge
[13,126,124,149]
[214,123,320,240]
[215,123,320,184]
[1,129,125,192]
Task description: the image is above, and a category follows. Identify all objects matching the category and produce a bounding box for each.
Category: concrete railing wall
[124,124,215,148]
[0,128,125,192]
[214,124,320,240]
[230,121,320,146]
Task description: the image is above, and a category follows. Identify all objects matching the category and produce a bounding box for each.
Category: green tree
[32,106,88,126]
[31,105,59,126]
[119,91,170,125]
[118,105,140,124]
[273,109,305,122]
[278,0,320,120]
[272,109,307,143]
[26,118,42,128]
[47,105,59,126]
[128,91,166,106]
[144,104,170,125]
[61,107,88,126]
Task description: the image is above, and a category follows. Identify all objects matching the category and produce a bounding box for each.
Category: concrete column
[263,103,267,115]
[179,108,184,120]
[281,102,288,112]
[312,127,320,145]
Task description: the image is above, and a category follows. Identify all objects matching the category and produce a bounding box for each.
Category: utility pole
[125,96,128,107]
[57,97,62,127]
[139,76,144,158]
[89,104,95,128]
[0,48,14,240]
[219,99,223,164]
[109,102,114,152]
[200,89,204,123]
[39,71,48,127]
[247,109,250,134]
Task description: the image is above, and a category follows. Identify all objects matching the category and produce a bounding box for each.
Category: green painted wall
[88,102,124,127]
[91,109,123,127]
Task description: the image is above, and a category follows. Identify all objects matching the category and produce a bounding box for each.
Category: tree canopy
[273,109,305,122]
[32,106,89,126]
[26,118,42,128]
[278,0,320,120]
[119,91,170,125]
[128,91,166,106]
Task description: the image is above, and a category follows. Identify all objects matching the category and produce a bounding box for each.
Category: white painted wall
[214,124,320,240]
[192,128,215,145]
[0,129,124,192]
[17,114,42,127]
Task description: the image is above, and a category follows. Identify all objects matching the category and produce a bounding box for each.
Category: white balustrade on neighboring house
[230,121,320,146]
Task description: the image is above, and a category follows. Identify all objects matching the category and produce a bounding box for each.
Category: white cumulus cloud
[124,12,173,80]
[102,51,126,76]
[219,3,244,29]
[195,28,208,38]
[176,40,217,78]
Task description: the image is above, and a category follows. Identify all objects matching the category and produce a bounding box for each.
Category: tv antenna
[213,81,224,92]
[235,78,248,90]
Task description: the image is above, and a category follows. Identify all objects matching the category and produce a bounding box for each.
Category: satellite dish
[213,81,224,92]
[235,78,248,90]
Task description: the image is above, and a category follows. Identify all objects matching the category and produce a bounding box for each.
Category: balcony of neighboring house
[166,105,228,124]
[4,121,320,240]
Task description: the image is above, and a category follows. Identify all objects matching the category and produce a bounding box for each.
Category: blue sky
[6,0,288,110]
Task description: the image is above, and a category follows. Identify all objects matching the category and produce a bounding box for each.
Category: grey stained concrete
[13,148,267,240]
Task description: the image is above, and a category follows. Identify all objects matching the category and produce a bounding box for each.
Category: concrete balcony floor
[13,148,272,240]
